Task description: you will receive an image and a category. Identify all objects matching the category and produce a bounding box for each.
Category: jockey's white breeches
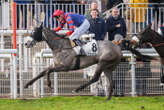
[69,19,90,40]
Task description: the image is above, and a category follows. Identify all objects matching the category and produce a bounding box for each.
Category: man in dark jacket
[88,9,106,40]
[106,7,127,44]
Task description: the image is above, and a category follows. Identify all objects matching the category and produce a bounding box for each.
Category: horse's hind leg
[74,64,103,92]
[24,66,55,88]
[104,69,113,100]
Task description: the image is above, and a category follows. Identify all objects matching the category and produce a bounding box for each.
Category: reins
[152,42,164,47]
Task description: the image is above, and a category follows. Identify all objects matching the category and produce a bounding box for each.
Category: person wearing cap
[52,9,90,55]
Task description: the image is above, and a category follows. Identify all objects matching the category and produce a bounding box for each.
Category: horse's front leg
[24,66,54,88]
[24,63,72,89]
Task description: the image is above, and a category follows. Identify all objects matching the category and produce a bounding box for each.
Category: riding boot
[73,39,86,55]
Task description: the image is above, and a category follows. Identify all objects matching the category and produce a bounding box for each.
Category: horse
[137,24,164,83]
[24,23,155,100]
[24,23,123,100]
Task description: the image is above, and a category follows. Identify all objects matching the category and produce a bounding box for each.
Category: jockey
[52,9,90,55]
[158,23,164,36]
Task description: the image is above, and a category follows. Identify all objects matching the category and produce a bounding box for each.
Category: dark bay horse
[137,25,164,83]
[24,24,122,100]
[24,24,155,100]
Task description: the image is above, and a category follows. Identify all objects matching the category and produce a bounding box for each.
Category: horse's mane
[43,27,68,39]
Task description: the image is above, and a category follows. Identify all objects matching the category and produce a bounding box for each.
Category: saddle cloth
[73,39,98,56]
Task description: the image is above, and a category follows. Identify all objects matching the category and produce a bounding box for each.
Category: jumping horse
[24,23,154,100]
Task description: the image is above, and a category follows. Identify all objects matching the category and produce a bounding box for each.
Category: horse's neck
[147,30,164,44]
[42,28,72,50]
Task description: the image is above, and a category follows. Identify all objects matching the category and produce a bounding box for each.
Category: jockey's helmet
[52,10,64,18]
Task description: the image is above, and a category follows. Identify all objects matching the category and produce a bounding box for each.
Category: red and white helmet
[52,9,64,18]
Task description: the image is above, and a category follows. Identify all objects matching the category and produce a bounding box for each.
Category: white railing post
[18,36,23,97]
[0,33,4,72]
[13,54,17,99]
[130,54,136,97]
[54,72,58,96]
[40,55,44,97]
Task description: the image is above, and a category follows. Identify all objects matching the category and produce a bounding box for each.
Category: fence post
[54,72,58,96]
[40,56,44,97]
[130,54,136,97]
[18,36,23,97]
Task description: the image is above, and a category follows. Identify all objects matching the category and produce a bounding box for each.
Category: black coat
[106,15,127,41]
[88,17,106,40]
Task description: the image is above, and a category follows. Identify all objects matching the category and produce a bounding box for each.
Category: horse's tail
[128,47,156,61]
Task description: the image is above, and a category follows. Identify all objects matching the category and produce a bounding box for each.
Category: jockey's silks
[55,13,86,36]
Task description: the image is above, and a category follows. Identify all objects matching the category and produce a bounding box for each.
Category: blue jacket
[88,17,106,40]
[106,15,127,41]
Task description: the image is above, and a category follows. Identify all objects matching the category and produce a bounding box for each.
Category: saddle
[73,39,98,56]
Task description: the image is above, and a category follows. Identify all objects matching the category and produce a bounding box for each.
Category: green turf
[0,96,164,110]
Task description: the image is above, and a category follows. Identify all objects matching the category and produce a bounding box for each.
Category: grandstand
[0,0,164,99]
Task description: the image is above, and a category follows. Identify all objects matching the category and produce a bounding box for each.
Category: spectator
[106,7,127,45]
[106,7,127,96]
[85,0,103,20]
[106,0,123,10]
[88,9,106,40]
[129,0,148,33]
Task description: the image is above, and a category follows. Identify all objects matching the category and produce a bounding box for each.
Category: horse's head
[137,24,152,44]
[25,22,71,50]
[137,24,164,46]
[25,23,43,48]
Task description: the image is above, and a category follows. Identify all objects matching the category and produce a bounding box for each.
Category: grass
[0,96,164,110]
